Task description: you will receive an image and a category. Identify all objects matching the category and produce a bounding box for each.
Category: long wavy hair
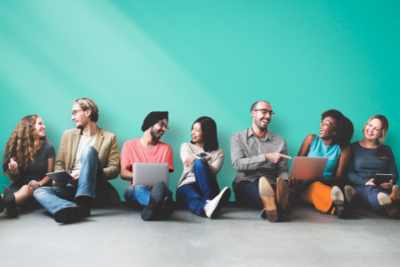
[3,115,48,175]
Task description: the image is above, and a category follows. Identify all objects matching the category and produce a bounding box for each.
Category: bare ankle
[204,202,209,213]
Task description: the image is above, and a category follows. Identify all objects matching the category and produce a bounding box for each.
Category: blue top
[307,135,341,179]
[347,142,398,185]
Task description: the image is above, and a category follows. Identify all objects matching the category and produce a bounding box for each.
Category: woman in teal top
[307,135,342,179]
[288,110,354,218]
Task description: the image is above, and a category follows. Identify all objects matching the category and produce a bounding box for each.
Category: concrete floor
[1,204,399,267]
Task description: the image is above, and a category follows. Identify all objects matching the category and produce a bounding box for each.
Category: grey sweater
[347,142,398,185]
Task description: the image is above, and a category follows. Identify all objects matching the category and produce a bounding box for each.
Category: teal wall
[1,0,399,200]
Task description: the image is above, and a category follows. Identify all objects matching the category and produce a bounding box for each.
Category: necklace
[360,139,378,149]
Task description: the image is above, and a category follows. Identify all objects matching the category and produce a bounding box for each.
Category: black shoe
[4,185,18,218]
[0,194,5,213]
[141,182,165,221]
[260,208,267,219]
[160,195,174,219]
[343,185,357,213]
[76,196,94,206]
[54,205,91,224]
[331,186,348,219]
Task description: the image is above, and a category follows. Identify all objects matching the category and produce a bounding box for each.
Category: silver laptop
[288,157,329,180]
[133,162,169,187]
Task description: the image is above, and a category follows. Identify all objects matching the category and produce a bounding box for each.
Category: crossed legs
[33,146,109,223]
[176,160,230,218]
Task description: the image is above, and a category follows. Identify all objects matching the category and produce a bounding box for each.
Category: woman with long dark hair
[176,116,230,218]
[290,110,354,218]
[1,115,55,217]
[347,115,399,218]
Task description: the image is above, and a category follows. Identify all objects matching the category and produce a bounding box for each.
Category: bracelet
[10,172,19,178]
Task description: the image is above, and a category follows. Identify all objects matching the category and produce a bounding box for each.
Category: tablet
[288,157,329,180]
[46,171,74,183]
[374,174,393,186]
[2,157,11,173]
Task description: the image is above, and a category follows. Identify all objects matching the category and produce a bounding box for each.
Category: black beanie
[141,111,169,132]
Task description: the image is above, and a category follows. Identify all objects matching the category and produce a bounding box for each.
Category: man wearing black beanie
[120,111,174,221]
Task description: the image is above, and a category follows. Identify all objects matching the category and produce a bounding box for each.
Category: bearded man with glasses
[120,111,174,221]
[34,97,120,224]
[230,100,293,222]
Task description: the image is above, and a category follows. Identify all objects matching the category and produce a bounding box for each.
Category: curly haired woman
[290,110,354,218]
[1,115,55,217]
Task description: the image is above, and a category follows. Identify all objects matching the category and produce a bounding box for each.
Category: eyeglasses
[71,109,84,116]
[159,120,169,130]
[253,109,275,117]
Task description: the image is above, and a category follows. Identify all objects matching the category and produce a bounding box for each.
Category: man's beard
[150,126,162,142]
[255,119,269,131]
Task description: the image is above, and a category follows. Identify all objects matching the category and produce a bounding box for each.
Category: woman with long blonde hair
[1,115,55,217]
[347,115,399,218]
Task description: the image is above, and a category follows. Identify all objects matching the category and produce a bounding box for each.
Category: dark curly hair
[321,109,353,149]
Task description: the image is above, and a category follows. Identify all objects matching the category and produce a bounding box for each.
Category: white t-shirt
[70,135,96,176]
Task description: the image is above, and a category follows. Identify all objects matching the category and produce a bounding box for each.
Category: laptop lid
[288,157,329,180]
[133,162,169,187]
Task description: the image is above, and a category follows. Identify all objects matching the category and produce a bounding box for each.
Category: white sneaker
[205,187,231,219]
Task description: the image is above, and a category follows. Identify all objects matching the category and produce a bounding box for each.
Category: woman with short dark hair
[290,110,354,218]
[347,115,399,218]
[176,116,230,218]
[1,115,55,218]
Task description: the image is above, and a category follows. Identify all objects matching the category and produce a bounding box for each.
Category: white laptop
[133,162,169,187]
[288,157,329,180]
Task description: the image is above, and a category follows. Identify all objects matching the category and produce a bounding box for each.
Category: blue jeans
[176,160,220,217]
[124,184,173,208]
[33,146,109,214]
[353,185,391,212]
[124,185,150,207]
[234,178,299,208]
[235,179,274,208]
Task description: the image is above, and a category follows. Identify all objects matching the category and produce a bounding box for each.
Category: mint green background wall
[1,0,399,200]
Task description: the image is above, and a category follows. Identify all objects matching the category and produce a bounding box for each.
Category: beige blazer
[54,126,121,202]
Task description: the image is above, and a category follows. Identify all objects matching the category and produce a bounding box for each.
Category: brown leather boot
[390,185,400,211]
[276,177,292,216]
[378,192,399,219]
[259,177,278,222]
